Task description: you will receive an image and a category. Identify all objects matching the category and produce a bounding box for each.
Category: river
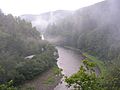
[54,47,84,90]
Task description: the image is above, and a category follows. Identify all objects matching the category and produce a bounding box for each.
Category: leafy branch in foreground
[65,59,103,90]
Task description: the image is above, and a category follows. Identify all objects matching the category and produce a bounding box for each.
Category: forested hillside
[20,10,73,32]
[45,0,120,89]
[0,10,58,88]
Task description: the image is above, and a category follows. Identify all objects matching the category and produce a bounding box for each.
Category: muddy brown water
[54,47,83,90]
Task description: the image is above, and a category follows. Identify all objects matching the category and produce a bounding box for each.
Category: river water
[54,47,83,90]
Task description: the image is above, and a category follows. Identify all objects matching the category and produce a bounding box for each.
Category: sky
[0,0,104,16]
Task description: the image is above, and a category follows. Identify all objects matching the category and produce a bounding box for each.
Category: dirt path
[21,68,62,90]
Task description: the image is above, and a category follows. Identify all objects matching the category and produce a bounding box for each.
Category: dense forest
[0,0,120,90]
[45,0,120,89]
[0,10,58,89]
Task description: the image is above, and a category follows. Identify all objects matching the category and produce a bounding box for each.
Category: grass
[25,86,35,90]
[21,66,62,90]
[52,66,63,75]
[83,53,107,76]
[43,77,55,85]
[43,66,62,85]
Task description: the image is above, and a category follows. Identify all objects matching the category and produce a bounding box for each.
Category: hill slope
[45,0,120,89]
[0,11,58,87]
[20,10,73,32]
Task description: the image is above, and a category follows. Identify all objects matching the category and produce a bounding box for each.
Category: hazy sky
[0,0,104,16]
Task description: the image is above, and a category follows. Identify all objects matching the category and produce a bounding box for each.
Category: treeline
[45,0,120,89]
[0,10,58,87]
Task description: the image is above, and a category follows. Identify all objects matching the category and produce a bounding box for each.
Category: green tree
[65,60,103,90]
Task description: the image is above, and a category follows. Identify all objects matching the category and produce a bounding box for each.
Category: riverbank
[82,53,107,76]
[63,46,107,76]
[20,66,62,90]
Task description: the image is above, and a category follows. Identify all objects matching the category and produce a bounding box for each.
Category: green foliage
[65,60,103,90]
[44,77,55,85]
[52,67,62,75]
[0,11,58,87]
[15,50,57,84]
[45,1,120,89]
[0,80,17,90]
[25,87,35,90]
[83,53,107,76]
[103,66,120,90]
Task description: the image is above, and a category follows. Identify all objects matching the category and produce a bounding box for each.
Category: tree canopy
[0,10,58,88]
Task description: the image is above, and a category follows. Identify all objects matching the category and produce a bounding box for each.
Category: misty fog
[0,0,120,90]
